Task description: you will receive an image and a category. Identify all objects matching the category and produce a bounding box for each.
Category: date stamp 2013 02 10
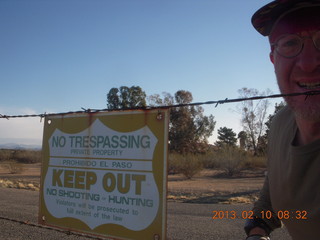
[212,210,308,220]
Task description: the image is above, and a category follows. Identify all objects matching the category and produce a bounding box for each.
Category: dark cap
[252,0,320,36]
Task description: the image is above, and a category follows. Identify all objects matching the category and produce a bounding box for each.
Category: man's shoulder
[272,105,293,126]
[269,105,295,140]
[267,106,296,157]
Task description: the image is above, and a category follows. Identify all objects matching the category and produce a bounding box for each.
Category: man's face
[269,8,320,121]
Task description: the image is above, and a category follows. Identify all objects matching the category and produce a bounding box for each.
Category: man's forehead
[270,7,320,41]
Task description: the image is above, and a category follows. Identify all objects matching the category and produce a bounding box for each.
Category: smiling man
[244,1,320,240]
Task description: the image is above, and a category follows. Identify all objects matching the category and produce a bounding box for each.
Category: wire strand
[1,90,319,119]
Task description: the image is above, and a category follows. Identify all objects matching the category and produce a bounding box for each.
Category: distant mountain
[0,143,41,150]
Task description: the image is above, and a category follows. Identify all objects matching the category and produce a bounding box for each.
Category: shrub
[12,150,41,164]
[179,154,203,179]
[168,153,182,175]
[216,145,246,177]
[168,153,203,179]
[243,155,267,169]
[0,149,12,161]
[199,150,218,169]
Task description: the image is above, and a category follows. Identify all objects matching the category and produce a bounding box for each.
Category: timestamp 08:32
[212,210,308,220]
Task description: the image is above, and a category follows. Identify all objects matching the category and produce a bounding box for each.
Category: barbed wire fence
[0,90,318,238]
[0,90,319,120]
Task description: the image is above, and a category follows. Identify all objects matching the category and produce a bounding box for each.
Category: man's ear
[269,52,274,64]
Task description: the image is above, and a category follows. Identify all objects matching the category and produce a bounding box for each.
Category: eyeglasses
[271,30,320,58]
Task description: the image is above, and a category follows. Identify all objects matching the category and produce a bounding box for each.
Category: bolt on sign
[39,109,169,240]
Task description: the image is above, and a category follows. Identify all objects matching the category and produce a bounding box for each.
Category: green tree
[147,92,174,107]
[149,90,216,154]
[107,86,147,109]
[215,127,237,147]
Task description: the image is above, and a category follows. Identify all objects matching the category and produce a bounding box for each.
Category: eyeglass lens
[275,31,320,57]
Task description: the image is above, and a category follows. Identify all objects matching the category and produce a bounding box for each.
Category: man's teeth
[298,82,320,89]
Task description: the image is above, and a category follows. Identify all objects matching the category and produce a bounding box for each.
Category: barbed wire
[1,90,319,120]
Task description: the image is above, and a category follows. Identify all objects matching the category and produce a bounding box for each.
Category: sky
[0,0,281,146]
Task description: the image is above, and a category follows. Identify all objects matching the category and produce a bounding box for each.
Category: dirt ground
[167,169,265,203]
[0,163,265,204]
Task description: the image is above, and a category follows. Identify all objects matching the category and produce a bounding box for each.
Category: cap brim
[252,0,320,36]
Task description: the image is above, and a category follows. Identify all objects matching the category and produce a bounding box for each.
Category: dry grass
[1,162,25,174]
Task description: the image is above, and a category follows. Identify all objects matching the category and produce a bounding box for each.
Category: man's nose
[296,39,320,72]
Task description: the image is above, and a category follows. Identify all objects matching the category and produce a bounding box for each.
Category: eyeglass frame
[270,30,320,58]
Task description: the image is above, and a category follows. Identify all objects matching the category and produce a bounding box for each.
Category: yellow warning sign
[39,109,169,240]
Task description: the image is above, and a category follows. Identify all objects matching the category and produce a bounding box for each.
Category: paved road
[0,188,291,239]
